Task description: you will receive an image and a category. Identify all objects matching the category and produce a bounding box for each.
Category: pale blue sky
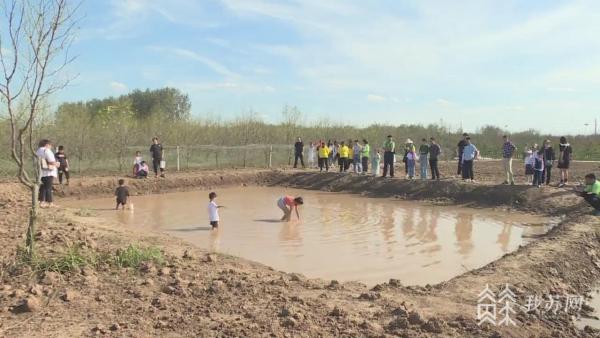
[58,0,600,134]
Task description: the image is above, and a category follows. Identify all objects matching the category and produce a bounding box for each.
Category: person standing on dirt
[382,135,396,178]
[55,145,70,185]
[576,173,600,216]
[501,135,517,185]
[36,139,59,208]
[419,138,430,180]
[150,137,165,178]
[456,133,469,176]
[542,139,556,186]
[317,141,330,172]
[293,137,305,168]
[338,141,350,172]
[557,136,573,188]
[429,137,442,180]
[461,137,479,182]
[361,139,370,174]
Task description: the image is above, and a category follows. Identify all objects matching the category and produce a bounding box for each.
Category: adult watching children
[456,133,468,177]
[150,137,165,178]
[36,139,59,208]
[293,137,305,168]
[382,135,396,178]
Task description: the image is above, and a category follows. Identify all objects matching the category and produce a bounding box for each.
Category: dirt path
[1,165,599,337]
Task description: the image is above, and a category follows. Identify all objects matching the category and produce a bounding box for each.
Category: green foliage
[114,244,164,268]
[16,243,165,274]
[17,245,94,274]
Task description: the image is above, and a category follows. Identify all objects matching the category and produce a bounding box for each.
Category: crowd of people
[292,134,575,187]
[32,132,597,217]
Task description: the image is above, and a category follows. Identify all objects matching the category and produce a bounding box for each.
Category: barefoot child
[208,192,224,229]
[115,179,130,210]
[277,196,303,221]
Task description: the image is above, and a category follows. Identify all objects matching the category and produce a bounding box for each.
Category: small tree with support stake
[0,0,79,257]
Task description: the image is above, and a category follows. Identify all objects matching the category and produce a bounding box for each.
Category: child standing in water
[277,196,303,221]
[371,149,381,176]
[208,192,224,229]
[115,179,130,210]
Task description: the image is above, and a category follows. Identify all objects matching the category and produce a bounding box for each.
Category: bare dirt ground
[0,161,599,337]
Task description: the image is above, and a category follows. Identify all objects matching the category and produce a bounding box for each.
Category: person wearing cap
[405,139,417,179]
[461,137,479,182]
[456,133,469,176]
[501,135,517,185]
[382,135,395,178]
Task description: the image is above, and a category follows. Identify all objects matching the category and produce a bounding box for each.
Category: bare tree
[0,0,79,256]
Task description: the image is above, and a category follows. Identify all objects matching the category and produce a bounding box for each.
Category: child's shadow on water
[168,227,213,232]
[253,219,284,223]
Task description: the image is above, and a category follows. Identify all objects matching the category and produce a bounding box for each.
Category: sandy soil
[0,162,599,337]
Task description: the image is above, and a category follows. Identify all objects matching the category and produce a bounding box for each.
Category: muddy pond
[67,186,553,285]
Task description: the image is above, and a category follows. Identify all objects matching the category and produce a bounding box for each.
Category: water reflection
[67,187,549,285]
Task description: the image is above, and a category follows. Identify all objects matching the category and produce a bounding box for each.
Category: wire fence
[1,143,600,178]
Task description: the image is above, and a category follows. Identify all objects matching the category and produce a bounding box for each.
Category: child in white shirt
[208,192,224,229]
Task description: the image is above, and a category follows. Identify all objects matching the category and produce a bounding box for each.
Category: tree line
[1,87,599,176]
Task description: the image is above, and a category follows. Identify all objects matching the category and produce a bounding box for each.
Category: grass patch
[114,244,164,268]
[16,243,165,274]
[17,245,96,274]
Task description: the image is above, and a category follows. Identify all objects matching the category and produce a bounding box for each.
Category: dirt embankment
[0,167,599,337]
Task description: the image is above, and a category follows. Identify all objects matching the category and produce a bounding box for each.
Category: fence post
[176,146,180,172]
[269,145,273,168]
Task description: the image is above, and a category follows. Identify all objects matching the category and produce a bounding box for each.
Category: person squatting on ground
[55,145,70,185]
[293,137,305,168]
[150,137,165,178]
[429,137,442,180]
[115,179,130,210]
[501,135,517,185]
[382,135,395,178]
[317,141,330,172]
[36,139,59,208]
[208,192,224,229]
[576,173,600,216]
[277,196,303,221]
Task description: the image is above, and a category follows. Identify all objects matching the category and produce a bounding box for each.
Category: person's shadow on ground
[253,219,284,223]
[167,226,212,232]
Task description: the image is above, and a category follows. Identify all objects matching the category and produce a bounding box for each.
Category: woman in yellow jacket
[317,141,330,172]
[338,141,350,172]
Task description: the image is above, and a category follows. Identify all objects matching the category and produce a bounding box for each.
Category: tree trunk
[26,184,38,257]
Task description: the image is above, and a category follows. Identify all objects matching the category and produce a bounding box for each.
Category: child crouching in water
[115,179,130,210]
[208,192,224,229]
[277,196,303,221]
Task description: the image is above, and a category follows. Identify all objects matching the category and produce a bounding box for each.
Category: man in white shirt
[36,139,59,208]
[461,137,479,182]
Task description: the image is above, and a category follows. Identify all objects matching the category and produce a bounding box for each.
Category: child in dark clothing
[55,145,70,185]
[115,179,130,210]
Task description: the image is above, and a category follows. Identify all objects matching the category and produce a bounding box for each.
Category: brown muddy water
[67,186,553,285]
